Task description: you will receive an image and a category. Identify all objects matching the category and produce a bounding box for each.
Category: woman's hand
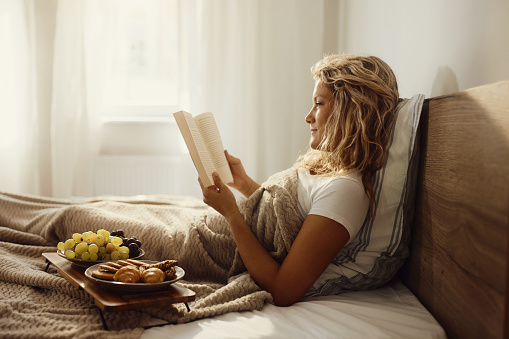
[225,150,260,198]
[199,172,241,221]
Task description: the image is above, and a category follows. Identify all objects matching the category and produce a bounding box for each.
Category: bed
[0,81,508,339]
[141,81,509,339]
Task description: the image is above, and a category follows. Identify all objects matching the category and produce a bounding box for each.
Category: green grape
[110,236,123,247]
[72,233,82,243]
[95,234,105,246]
[118,246,129,254]
[97,229,110,238]
[64,239,75,250]
[110,250,120,260]
[65,250,76,259]
[56,229,139,260]
[88,243,99,254]
[82,232,92,244]
[106,243,116,253]
[75,242,88,255]
[81,252,90,260]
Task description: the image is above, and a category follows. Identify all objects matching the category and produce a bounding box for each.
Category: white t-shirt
[297,167,370,291]
[297,168,369,242]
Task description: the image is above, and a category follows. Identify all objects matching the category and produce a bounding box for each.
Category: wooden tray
[42,252,195,312]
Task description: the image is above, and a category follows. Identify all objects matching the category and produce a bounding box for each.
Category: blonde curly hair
[296,54,399,216]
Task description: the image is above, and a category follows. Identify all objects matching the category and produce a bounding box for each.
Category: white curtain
[0,0,38,194]
[0,0,327,197]
[50,0,114,197]
[178,0,325,183]
[0,0,113,198]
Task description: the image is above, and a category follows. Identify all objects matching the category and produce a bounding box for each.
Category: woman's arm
[224,150,260,198]
[200,172,350,306]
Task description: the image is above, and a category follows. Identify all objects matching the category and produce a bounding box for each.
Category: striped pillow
[317,94,425,295]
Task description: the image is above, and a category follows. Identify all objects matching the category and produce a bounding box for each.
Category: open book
[173,111,234,188]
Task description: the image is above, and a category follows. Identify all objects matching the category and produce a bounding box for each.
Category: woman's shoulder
[298,169,366,205]
[321,173,365,196]
[298,167,363,186]
[335,171,363,186]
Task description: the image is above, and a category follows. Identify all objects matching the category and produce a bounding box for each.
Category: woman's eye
[315,102,322,106]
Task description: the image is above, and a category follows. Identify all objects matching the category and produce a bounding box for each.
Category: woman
[199,54,399,306]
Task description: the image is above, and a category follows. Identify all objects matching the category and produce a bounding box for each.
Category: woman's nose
[305,109,314,124]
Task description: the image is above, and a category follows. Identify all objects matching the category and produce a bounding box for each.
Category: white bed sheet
[141,279,446,339]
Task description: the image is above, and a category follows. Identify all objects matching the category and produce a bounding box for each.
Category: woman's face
[305,80,334,149]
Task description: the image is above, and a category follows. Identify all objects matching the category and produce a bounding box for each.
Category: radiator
[94,155,200,197]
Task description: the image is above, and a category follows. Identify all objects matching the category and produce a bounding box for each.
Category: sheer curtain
[178,0,325,183]
[0,0,327,197]
[50,0,114,197]
[0,0,38,194]
[0,0,113,198]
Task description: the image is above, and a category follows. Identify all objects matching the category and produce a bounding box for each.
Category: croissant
[113,265,141,283]
[141,268,166,283]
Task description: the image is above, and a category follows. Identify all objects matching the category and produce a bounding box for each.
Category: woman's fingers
[212,172,224,192]
[199,176,218,195]
[225,150,241,165]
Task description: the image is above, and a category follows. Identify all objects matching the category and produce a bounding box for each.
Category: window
[103,0,179,119]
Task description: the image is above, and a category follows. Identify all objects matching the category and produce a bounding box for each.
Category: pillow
[315,94,425,295]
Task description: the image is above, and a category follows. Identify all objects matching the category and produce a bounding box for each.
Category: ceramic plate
[84,260,185,292]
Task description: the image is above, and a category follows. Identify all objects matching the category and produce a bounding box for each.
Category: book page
[195,113,234,184]
[173,111,216,187]
[183,113,217,185]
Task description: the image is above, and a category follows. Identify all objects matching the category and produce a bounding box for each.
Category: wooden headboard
[400,81,509,339]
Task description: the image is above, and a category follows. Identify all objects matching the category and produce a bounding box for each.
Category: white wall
[338,0,509,98]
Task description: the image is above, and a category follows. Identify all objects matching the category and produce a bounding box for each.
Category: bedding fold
[0,168,302,339]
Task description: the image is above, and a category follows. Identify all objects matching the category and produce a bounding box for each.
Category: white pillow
[315,94,425,295]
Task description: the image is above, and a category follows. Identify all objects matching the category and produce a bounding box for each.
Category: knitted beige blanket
[0,168,302,339]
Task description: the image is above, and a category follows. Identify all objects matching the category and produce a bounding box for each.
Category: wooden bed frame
[400,81,509,339]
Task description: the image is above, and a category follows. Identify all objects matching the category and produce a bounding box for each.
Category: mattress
[141,279,446,339]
